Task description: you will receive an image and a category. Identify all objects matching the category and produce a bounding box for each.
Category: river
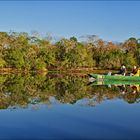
[0,73,139,139]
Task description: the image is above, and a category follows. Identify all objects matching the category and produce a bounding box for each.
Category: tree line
[0,32,139,71]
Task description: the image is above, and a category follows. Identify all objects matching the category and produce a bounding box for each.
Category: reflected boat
[90,79,140,85]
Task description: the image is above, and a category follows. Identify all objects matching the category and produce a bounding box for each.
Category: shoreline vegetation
[0,32,140,72]
[0,67,118,75]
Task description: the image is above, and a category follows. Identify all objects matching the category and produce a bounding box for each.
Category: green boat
[88,74,140,81]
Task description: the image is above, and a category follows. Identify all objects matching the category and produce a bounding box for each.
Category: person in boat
[118,65,127,76]
[130,66,139,76]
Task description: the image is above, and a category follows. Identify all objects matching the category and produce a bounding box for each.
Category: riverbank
[0,67,119,74]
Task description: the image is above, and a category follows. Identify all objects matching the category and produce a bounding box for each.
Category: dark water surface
[0,73,140,139]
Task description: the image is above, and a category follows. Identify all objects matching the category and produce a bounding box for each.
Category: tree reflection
[0,73,139,109]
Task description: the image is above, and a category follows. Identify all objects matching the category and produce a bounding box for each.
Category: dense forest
[0,32,140,71]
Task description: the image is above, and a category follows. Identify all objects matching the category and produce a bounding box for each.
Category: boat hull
[88,74,140,81]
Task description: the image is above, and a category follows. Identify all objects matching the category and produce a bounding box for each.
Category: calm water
[0,73,140,139]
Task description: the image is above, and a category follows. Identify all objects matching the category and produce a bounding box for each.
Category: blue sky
[0,1,139,42]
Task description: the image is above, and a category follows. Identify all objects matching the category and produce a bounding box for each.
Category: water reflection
[0,73,140,109]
